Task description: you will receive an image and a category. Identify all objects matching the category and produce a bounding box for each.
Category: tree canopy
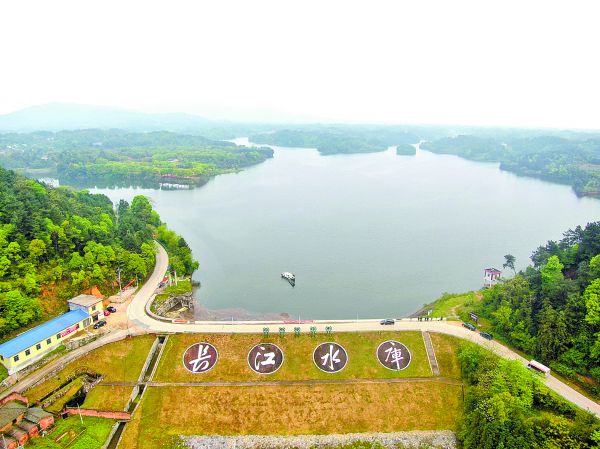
[478,221,600,395]
[0,166,197,339]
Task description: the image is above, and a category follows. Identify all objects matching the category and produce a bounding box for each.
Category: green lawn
[45,378,85,413]
[83,385,132,411]
[120,382,463,449]
[425,291,480,319]
[27,416,114,449]
[430,332,469,379]
[154,331,432,383]
[26,335,155,403]
[151,279,192,312]
[0,363,7,382]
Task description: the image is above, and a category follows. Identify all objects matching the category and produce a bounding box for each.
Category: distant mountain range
[0,103,217,133]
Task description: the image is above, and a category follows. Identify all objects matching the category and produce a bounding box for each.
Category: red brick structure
[17,420,39,438]
[0,401,27,433]
[5,427,27,447]
[0,401,52,448]
[0,435,18,449]
[64,408,130,420]
[0,394,28,408]
[25,408,54,431]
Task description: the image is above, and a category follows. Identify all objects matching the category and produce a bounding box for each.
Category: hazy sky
[1,0,599,128]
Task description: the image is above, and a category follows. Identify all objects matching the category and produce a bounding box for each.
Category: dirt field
[120,381,463,449]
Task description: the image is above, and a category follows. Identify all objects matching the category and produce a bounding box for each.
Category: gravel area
[182,431,457,449]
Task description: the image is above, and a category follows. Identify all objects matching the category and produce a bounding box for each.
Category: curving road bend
[129,243,600,417]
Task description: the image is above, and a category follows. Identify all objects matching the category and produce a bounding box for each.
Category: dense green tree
[584,279,600,325]
[479,221,600,395]
[457,344,600,449]
[503,254,516,274]
[0,166,197,338]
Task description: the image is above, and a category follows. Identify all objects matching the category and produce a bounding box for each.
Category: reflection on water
[92,142,600,319]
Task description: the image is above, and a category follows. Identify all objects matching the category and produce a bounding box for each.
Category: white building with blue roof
[0,307,94,375]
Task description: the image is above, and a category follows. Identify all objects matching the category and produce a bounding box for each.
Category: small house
[67,294,104,322]
[0,434,17,449]
[5,427,27,447]
[17,420,39,438]
[484,268,501,288]
[0,401,27,433]
[25,408,54,431]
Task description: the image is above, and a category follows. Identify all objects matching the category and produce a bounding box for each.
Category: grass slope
[120,382,463,449]
[26,335,154,403]
[429,333,463,379]
[82,385,133,411]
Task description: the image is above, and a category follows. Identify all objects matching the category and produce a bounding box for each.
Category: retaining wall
[64,408,130,420]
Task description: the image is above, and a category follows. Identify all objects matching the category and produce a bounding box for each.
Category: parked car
[107,306,117,313]
[380,319,395,325]
[93,320,107,329]
[462,322,477,331]
[479,332,493,340]
[103,310,111,316]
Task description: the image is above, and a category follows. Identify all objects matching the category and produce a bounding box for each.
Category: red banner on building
[60,323,80,337]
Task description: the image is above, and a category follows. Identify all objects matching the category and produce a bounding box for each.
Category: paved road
[124,244,600,418]
[5,243,597,417]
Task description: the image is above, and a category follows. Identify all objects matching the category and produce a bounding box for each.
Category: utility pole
[117,267,122,301]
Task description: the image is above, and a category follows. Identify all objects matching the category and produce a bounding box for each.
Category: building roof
[484,267,501,273]
[0,309,89,358]
[17,419,38,432]
[68,294,102,307]
[0,434,17,449]
[0,401,27,427]
[25,408,53,423]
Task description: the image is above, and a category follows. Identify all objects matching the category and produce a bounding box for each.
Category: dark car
[93,320,107,329]
[380,319,395,325]
[107,306,117,313]
[462,322,477,331]
[480,331,493,340]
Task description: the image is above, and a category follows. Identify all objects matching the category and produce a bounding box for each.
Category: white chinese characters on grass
[182,342,219,373]
[376,340,411,371]
[313,342,348,373]
[247,343,284,374]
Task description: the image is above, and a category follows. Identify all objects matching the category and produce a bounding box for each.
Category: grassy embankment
[25,335,155,411]
[419,291,481,321]
[150,279,192,313]
[119,332,464,449]
[154,331,431,382]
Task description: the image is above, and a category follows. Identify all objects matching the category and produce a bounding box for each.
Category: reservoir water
[92,140,600,319]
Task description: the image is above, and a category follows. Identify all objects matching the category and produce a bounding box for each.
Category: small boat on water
[281,272,295,286]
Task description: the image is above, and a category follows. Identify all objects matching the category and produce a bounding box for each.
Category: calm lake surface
[92,139,600,319]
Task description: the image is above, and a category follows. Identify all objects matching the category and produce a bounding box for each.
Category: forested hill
[421,134,600,196]
[479,221,600,395]
[0,129,274,189]
[0,166,197,339]
[249,126,424,155]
